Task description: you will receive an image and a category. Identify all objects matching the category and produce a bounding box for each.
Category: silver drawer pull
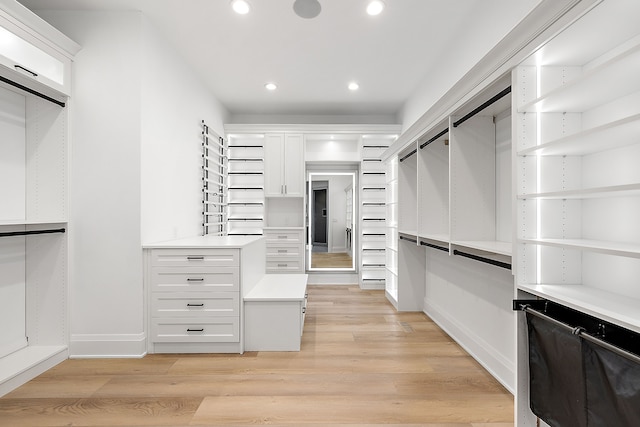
[187,303,204,307]
[277,235,287,239]
[187,328,204,332]
[187,256,205,261]
[277,249,288,253]
[277,263,287,267]
[302,307,306,313]
[187,278,205,282]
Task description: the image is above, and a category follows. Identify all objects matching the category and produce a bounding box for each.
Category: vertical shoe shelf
[360,137,392,289]
[226,135,265,236]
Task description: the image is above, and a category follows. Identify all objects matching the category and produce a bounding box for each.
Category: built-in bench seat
[243,274,308,351]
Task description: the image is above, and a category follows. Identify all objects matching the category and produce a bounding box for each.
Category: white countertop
[244,274,308,301]
[143,235,264,249]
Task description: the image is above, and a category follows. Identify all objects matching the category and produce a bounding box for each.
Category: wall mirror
[306,171,356,271]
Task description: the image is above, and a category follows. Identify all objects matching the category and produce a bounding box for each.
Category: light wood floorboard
[0,285,513,426]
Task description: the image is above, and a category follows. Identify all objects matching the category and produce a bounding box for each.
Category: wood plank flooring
[311,252,353,268]
[0,285,514,426]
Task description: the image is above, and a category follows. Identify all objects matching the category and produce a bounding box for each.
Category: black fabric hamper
[583,340,640,427]
[527,312,588,427]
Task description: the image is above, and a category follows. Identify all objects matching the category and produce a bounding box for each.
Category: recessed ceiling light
[231,0,251,15]
[265,82,277,91]
[366,0,385,16]
[348,82,359,91]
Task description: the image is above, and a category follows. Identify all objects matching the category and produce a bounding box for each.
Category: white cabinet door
[264,133,304,197]
[283,134,304,197]
[264,134,284,197]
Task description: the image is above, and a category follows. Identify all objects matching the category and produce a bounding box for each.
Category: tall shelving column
[384,156,398,304]
[226,134,265,236]
[392,143,425,311]
[513,1,640,424]
[0,2,79,396]
[359,136,391,289]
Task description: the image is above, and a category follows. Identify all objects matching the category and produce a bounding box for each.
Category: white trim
[69,333,147,358]
[424,299,515,394]
[225,123,401,135]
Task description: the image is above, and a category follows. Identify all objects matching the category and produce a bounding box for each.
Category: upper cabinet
[0,2,80,99]
[264,133,304,197]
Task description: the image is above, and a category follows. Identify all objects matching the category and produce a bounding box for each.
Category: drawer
[150,249,239,267]
[150,267,239,292]
[266,245,303,257]
[266,259,303,272]
[151,292,239,317]
[264,230,303,245]
[151,317,239,343]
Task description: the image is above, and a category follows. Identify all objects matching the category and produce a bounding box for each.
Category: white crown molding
[224,123,402,135]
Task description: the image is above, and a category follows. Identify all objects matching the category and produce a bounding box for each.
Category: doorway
[307,171,357,271]
[312,182,328,251]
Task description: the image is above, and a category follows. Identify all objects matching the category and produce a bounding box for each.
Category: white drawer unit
[150,248,239,267]
[264,229,304,245]
[264,227,304,273]
[151,317,240,343]
[149,248,241,349]
[150,267,239,292]
[144,235,266,354]
[151,292,240,317]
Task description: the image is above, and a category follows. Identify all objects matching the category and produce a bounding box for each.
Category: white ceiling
[18,0,539,120]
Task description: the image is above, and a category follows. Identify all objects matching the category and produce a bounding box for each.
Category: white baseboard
[307,272,358,284]
[70,333,147,358]
[424,298,515,394]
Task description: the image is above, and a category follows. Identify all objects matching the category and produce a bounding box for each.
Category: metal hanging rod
[514,301,640,366]
[0,228,66,238]
[362,172,385,175]
[399,235,417,244]
[363,145,389,148]
[399,148,417,162]
[419,128,449,149]
[0,76,65,108]
[228,145,263,148]
[452,86,512,128]
[419,241,449,252]
[453,249,511,270]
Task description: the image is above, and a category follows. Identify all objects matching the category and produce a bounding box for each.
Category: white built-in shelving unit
[513,1,640,424]
[226,134,265,236]
[384,156,398,304]
[0,1,80,396]
[359,136,393,289]
[392,74,515,387]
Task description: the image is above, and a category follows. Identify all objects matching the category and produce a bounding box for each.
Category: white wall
[140,17,227,243]
[35,10,227,357]
[399,1,539,132]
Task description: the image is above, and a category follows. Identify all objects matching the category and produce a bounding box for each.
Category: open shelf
[521,238,640,259]
[518,38,640,113]
[518,113,640,157]
[518,183,640,200]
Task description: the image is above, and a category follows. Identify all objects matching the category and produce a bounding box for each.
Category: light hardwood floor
[311,252,353,268]
[0,285,514,426]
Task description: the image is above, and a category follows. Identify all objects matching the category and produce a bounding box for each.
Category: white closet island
[144,235,309,354]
